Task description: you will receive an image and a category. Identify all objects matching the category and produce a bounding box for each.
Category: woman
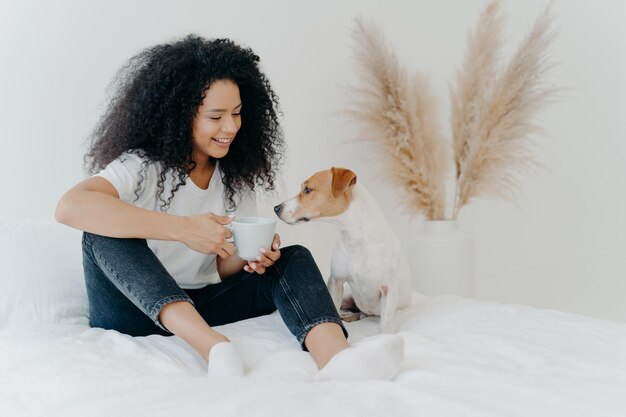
[56,34,403,380]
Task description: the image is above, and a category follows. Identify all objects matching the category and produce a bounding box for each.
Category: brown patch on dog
[331,167,357,198]
[290,167,357,220]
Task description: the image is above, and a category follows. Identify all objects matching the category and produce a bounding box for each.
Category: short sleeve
[94,152,157,204]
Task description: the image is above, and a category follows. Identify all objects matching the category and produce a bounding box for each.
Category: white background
[1,0,624,321]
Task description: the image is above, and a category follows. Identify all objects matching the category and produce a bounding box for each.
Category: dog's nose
[273,204,282,215]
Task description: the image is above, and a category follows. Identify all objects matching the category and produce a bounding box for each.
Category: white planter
[408,220,476,297]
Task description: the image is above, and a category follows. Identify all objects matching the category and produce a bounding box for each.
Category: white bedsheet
[1,295,625,417]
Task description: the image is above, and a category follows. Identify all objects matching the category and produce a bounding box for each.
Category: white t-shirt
[95,151,256,289]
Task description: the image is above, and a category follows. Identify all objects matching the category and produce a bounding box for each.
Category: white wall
[1,0,624,322]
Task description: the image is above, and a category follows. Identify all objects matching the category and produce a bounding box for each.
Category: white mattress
[1,294,625,417]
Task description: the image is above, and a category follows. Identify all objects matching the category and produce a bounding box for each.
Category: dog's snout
[273,204,283,215]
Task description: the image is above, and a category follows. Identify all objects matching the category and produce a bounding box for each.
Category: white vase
[408,220,476,297]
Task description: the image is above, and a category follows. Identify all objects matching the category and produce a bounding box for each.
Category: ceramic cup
[230,217,277,261]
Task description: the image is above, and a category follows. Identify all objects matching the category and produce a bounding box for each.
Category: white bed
[1,215,625,417]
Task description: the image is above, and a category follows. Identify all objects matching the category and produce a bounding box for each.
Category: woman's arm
[55,176,186,240]
[55,176,235,257]
[216,255,248,280]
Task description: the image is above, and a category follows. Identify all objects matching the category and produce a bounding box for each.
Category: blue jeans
[82,232,347,349]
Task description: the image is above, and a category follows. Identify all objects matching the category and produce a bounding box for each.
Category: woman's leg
[263,245,350,367]
[190,245,404,380]
[158,301,229,361]
[188,245,350,367]
[302,323,349,368]
[82,232,227,361]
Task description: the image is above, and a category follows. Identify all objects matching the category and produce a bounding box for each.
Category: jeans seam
[82,238,96,264]
[273,252,309,332]
[82,233,93,250]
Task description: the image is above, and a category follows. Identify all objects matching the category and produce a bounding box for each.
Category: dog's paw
[339,309,363,322]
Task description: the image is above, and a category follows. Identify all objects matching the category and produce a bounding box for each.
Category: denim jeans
[82,232,347,349]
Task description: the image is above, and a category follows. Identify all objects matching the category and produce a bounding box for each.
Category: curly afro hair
[84,34,284,211]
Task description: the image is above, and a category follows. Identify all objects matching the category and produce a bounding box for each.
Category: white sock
[315,334,404,382]
[207,342,246,378]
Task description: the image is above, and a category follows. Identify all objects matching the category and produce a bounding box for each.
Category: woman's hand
[180,213,236,258]
[244,233,281,274]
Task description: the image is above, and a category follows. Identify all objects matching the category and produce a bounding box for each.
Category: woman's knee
[82,232,148,256]
[83,232,146,246]
[279,244,315,264]
[273,245,324,281]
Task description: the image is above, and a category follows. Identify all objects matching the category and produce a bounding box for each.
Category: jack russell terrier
[273,167,413,333]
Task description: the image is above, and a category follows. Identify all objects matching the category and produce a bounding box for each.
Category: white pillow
[0,215,88,328]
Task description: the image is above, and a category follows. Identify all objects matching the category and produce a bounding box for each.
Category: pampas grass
[347,17,449,220]
[347,1,557,220]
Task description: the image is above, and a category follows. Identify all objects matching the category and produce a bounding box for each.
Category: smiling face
[191,79,242,162]
[274,168,357,225]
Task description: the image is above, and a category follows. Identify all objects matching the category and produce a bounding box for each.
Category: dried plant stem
[347,18,449,219]
[347,2,557,221]
[452,2,557,218]
[450,0,504,217]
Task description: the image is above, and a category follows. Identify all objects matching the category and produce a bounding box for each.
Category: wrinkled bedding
[1,295,625,417]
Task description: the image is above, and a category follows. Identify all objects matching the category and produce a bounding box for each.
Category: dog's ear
[331,167,357,198]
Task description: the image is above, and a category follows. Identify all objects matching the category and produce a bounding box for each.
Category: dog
[273,167,413,333]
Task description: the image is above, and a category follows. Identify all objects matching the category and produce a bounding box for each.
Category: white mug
[230,217,277,261]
